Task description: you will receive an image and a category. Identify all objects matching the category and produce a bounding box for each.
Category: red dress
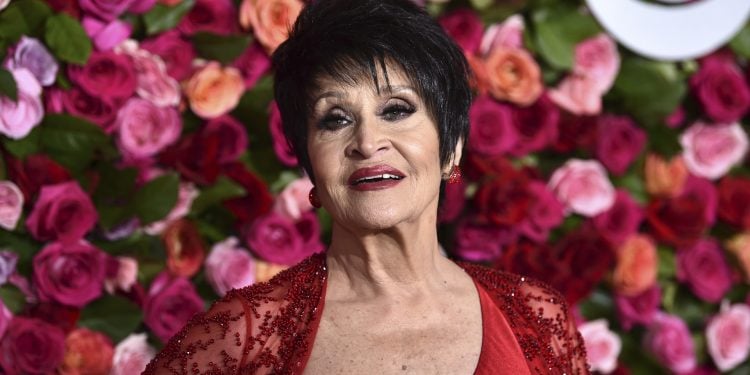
[143,253,589,374]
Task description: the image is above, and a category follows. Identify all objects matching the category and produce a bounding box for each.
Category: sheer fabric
[143,253,589,374]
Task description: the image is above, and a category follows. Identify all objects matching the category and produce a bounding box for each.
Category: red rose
[552,112,598,153]
[45,0,81,18]
[497,229,615,304]
[4,153,70,202]
[647,195,707,248]
[177,0,239,36]
[144,272,204,343]
[63,87,121,131]
[691,53,750,123]
[718,176,750,229]
[140,30,196,81]
[0,317,66,374]
[26,181,98,244]
[438,8,484,54]
[68,51,137,101]
[32,241,107,308]
[595,115,646,175]
[222,162,273,225]
[162,219,206,278]
[509,93,560,157]
[473,165,531,226]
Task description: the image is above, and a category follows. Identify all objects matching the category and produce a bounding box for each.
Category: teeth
[355,174,402,184]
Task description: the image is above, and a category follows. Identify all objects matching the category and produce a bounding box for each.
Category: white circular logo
[586,0,750,61]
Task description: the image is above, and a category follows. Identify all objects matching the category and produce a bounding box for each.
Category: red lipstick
[347,165,406,191]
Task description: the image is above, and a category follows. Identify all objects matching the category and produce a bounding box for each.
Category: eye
[318,108,352,130]
[380,101,415,122]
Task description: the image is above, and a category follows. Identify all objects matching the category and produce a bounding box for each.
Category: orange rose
[59,328,114,375]
[727,232,750,282]
[466,53,490,96]
[644,154,688,198]
[183,62,244,119]
[163,219,206,278]
[255,260,288,283]
[613,234,658,296]
[240,0,304,53]
[484,47,542,106]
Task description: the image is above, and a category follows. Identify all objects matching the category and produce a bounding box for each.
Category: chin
[335,204,409,232]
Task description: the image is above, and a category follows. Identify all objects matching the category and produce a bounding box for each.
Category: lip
[347,165,406,191]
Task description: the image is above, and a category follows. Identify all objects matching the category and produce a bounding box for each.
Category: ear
[442,138,464,176]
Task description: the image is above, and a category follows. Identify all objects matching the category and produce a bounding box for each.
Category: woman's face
[307,67,459,231]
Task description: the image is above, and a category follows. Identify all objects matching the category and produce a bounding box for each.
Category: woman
[144,0,588,374]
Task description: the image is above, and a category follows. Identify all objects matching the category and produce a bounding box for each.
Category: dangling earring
[308,187,322,208]
[447,165,462,184]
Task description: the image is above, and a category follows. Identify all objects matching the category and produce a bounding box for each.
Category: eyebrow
[312,85,416,105]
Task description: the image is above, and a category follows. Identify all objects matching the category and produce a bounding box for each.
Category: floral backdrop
[0,0,749,373]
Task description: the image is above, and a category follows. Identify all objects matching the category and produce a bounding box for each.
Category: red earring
[308,187,321,208]
[447,165,462,184]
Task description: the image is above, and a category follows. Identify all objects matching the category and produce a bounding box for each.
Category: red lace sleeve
[142,254,327,375]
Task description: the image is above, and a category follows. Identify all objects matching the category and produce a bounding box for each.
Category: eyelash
[317,103,416,130]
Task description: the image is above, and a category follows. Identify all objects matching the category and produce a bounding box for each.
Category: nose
[345,118,389,159]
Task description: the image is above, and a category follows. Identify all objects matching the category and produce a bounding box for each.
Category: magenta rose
[509,93,559,157]
[0,300,10,340]
[645,313,696,374]
[144,272,204,343]
[438,177,466,224]
[676,238,733,303]
[269,101,298,166]
[0,181,23,230]
[62,87,121,131]
[615,285,661,331]
[82,16,132,51]
[680,121,748,180]
[438,8,483,54]
[11,36,58,86]
[141,30,196,81]
[68,50,137,100]
[26,181,98,244]
[453,220,512,262]
[682,175,719,226]
[79,0,136,21]
[595,114,646,175]
[691,54,750,123]
[32,241,107,307]
[518,180,564,242]
[468,95,517,156]
[177,0,239,36]
[204,237,255,296]
[593,189,644,245]
[0,68,44,140]
[115,98,182,159]
[295,211,325,255]
[127,0,155,13]
[232,42,271,89]
[706,303,750,372]
[245,211,306,265]
[548,159,615,217]
[0,316,66,374]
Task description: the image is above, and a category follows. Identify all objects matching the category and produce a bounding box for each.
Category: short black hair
[272,0,471,182]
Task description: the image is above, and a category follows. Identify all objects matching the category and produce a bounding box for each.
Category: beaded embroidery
[144,253,589,374]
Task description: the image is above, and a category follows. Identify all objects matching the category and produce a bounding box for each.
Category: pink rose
[706,302,750,371]
[548,159,615,217]
[141,30,196,81]
[269,101,298,166]
[437,177,466,224]
[115,98,182,159]
[26,181,98,244]
[273,176,314,220]
[518,181,564,242]
[479,14,524,55]
[245,211,308,265]
[508,93,559,157]
[82,16,132,51]
[0,181,23,230]
[595,115,646,175]
[453,221,511,262]
[79,0,136,21]
[0,317,66,374]
[0,68,44,139]
[117,42,181,107]
[11,36,58,86]
[144,182,198,235]
[111,333,156,375]
[549,74,602,115]
[578,319,621,374]
[32,241,107,307]
[645,313,697,374]
[691,54,750,123]
[0,0,8,10]
[438,8,484,54]
[615,286,661,331]
[680,121,749,180]
[239,0,303,53]
[232,42,271,89]
[104,256,138,294]
[68,50,137,100]
[0,251,18,285]
[677,238,733,303]
[204,237,256,296]
[573,34,620,93]
[144,272,204,342]
[179,0,239,36]
[468,95,517,156]
[593,189,644,245]
[62,87,121,131]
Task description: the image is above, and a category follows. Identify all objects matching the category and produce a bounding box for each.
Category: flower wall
[0,0,749,373]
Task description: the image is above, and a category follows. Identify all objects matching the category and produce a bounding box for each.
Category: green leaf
[730,23,750,59]
[2,126,42,158]
[44,13,92,65]
[133,173,180,224]
[78,295,143,343]
[143,0,195,35]
[0,230,42,276]
[0,0,52,41]
[191,32,252,64]
[531,5,599,70]
[191,177,246,215]
[657,246,676,280]
[0,285,26,314]
[93,165,139,229]
[38,115,109,172]
[0,68,17,101]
